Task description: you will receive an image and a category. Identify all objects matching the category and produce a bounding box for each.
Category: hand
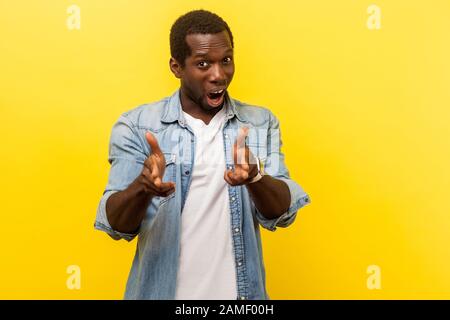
[140,131,176,197]
[224,127,259,186]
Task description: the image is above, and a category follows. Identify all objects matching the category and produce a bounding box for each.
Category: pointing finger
[236,127,249,148]
[234,127,249,165]
[145,131,163,156]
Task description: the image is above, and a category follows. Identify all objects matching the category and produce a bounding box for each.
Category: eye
[223,57,233,64]
[197,61,209,68]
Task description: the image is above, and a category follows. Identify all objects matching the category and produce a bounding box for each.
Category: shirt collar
[161,88,247,125]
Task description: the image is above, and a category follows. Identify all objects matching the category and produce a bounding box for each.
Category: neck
[179,87,224,125]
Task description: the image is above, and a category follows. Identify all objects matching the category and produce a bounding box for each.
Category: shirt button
[234,227,240,233]
[238,261,242,266]
[240,296,246,300]
[185,171,190,175]
[231,197,235,201]
[224,134,228,138]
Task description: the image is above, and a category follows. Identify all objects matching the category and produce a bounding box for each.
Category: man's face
[172,30,235,111]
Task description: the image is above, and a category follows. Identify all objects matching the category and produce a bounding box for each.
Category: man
[94,9,310,300]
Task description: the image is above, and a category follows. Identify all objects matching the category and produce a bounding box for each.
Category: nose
[209,63,226,84]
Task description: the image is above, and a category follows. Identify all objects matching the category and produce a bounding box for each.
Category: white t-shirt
[174,105,237,300]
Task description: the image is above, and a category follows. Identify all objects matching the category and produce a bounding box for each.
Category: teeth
[212,89,224,94]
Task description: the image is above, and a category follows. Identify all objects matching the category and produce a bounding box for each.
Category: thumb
[145,131,162,155]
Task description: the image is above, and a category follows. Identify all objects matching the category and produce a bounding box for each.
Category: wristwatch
[248,156,264,184]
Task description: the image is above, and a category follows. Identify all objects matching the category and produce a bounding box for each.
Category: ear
[169,57,183,79]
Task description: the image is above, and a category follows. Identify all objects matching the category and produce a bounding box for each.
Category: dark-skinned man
[94,9,310,300]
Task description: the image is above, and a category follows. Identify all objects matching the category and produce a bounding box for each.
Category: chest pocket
[247,130,268,165]
[246,123,269,158]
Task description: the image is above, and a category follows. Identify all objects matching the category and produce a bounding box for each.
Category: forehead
[185,31,233,58]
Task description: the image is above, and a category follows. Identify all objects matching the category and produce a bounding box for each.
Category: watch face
[250,154,265,175]
[259,158,265,175]
[255,156,264,176]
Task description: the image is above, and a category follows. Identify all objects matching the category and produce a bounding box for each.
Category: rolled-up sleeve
[254,110,311,231]
[94,114,146,241]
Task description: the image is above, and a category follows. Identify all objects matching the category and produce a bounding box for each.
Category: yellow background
[1,0,450,299]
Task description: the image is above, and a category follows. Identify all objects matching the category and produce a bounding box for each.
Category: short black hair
[170,9,234,67]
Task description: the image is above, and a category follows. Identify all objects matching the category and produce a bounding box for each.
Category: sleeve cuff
[255,177,311,231]
[93,190,139,242]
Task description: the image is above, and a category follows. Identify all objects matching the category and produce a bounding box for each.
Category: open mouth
[206,89,226,107]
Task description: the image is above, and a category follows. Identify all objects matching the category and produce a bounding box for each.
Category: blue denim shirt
[94,89,311,300]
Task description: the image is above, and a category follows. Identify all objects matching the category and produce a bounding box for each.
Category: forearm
[106,176,154,234]
[245,175,291,220]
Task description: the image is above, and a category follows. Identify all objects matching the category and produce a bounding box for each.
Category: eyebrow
[193,48,234,58]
